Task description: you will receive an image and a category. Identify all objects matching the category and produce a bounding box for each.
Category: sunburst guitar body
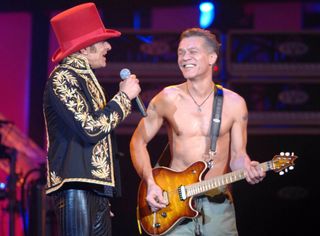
[137,152,297,236]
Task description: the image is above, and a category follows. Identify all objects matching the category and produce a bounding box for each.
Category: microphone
[120,68,147,117]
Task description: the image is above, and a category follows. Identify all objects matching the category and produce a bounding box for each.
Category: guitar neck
[186,161,273,197]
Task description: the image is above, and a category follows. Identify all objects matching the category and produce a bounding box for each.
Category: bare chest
[165,97,212,137]
[165,97,232,138]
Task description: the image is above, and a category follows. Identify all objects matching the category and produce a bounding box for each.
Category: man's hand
[244,160,266,184]
[119,74,141,100]
[146,183,167,212]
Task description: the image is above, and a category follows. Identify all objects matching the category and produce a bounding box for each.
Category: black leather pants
[53,189,111,236]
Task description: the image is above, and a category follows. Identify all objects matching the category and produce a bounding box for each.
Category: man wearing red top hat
[43,2,141,235]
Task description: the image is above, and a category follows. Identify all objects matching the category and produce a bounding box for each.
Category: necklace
[186,83,213,112]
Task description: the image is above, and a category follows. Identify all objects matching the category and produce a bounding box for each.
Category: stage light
[199,1,215,28]
[0,182,6,199]
[200,2,214,12]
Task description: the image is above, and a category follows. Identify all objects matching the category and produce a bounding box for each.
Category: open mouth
[182,64,196,68]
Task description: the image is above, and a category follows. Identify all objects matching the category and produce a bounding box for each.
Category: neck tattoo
[186,83,214,112]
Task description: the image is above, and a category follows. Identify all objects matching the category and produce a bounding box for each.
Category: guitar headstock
[272,152,297,175]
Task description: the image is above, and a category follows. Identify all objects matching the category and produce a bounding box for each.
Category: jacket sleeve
[48,68,131,143]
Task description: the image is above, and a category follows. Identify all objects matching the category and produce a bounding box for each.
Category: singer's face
[177,36,216,81]
[83,41,112,69]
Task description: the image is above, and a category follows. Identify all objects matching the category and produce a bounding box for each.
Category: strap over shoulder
[156,84,224,168]
[210,84,224,154]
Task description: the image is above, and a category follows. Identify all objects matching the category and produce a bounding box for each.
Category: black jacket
[43,54,131,195]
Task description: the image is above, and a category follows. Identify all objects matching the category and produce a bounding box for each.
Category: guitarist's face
[177,36,217,81]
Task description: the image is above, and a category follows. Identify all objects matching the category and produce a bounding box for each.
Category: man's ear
[80,48,88,55]
[209,53,217,65]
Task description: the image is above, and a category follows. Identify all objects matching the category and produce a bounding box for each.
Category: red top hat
[50,2,121,63]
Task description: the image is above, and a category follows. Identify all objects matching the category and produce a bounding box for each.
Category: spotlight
[0,182,7,200]
[199,1,215,28]
[200,2,214,12]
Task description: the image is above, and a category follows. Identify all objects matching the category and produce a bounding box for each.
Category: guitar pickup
[178,185,187,200]
[162,190,169,205]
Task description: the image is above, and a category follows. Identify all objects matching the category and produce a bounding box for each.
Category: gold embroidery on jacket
[46,159,51,188]
[114,92,132,117]
[65,54,107,110]
[65,55,86,68]
[49,54,131,185]
[52,68,119,136]
[86,79,105,110]
[50,171,62,186]
[91,139,111,179]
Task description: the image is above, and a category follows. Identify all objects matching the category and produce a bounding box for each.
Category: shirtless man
[130,28,266,236]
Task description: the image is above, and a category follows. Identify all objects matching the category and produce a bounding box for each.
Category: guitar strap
[210,84,224,154]
[156,84,224,168]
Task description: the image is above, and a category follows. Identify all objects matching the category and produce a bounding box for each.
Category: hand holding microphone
[119,68,147,117]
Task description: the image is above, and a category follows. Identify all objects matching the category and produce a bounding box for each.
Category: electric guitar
[137,152,297,236]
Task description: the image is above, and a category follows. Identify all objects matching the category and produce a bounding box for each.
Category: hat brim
[52,29,121,63]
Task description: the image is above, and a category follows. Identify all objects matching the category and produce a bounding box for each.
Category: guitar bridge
[178,185,187,200]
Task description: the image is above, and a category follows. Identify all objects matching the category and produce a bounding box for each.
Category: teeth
[184,64,195,68]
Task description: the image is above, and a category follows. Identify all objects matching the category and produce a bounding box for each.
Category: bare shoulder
[152,83,184,104]
[148,83,185,114]
[222,87,248,118]
[163,83,185,99]
[222,87,246,106]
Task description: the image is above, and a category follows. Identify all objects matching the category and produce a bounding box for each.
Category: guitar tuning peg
[289,166,294,170]
[285,152,290,156]
[279,171,284,176]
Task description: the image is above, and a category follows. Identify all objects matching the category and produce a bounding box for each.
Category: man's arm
[130,93,168,210]
[229,94,266,184]
[46,67,136,143]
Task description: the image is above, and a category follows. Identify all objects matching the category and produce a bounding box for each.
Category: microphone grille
[120,68,131,80]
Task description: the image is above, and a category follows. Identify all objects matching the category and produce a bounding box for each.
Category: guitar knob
[279,171,284,176]
[280,152,284,156]
[289,166,294,170]
[285,168,288,172]
[161,212,167,218]
[285,152,290,156]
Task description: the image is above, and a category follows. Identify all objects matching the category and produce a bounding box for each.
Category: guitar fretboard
[185,161,273,197]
